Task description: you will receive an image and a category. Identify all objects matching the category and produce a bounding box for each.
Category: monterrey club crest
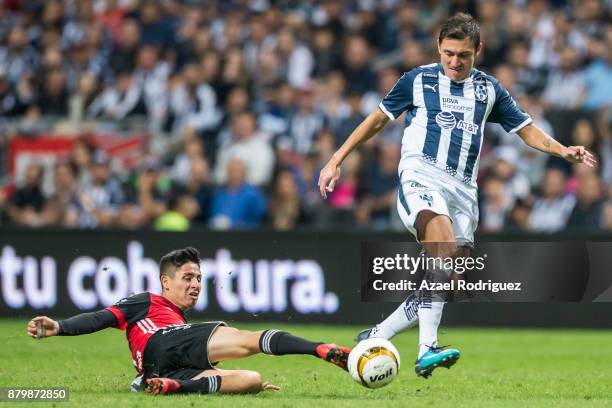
[473,79,488,102]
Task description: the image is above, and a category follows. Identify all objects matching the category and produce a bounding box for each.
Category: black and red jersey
[105,292,187,373]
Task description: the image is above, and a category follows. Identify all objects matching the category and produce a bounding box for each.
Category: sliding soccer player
[28,247,350,395]
[319,13,595,378]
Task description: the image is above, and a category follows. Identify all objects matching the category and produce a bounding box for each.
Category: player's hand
[261,382,280,392]
[562,146,597,167]
[318,160,341,199]
[27,316,60,339]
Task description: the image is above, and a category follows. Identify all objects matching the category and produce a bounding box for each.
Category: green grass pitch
[1,319,611,407]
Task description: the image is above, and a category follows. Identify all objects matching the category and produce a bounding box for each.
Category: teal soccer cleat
[415,346,460,378]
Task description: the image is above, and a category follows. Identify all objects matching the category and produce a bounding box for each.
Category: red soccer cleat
[144,377,181,395]
[316,343,351,371]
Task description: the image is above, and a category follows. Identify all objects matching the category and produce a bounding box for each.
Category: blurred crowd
[0,0,611,233]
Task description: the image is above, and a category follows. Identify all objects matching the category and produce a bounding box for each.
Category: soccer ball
[348,338,400,389]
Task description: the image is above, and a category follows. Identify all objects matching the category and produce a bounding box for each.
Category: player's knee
[423,242,457,259]
[439,243,459,258]
[417,212,455,244]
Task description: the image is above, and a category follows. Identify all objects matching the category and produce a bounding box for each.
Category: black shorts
[143,321,225,380]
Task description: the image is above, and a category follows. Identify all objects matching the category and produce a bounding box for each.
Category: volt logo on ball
[370,368,394,382]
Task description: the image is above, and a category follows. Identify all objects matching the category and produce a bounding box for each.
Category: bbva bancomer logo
[0,242,339,315]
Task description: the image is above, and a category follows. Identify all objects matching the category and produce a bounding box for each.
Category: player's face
[438,38,481,81]
[166,262,201,311]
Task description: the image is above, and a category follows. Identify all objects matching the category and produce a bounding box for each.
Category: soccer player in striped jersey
[27,247,350,395]
[318,13,596,379]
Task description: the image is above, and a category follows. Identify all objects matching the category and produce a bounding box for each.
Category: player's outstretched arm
[318,109,390,198]
[517,123,597,167]
[27,309,118,339]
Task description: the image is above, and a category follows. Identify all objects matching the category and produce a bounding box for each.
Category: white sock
[416,253,453,358]
[417,298,445,358]
[371,293,420,340]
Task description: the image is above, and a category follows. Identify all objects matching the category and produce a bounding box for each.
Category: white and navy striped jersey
[379,63,532,187]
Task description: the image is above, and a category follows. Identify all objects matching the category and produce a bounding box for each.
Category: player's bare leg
[412,211,461,377]
[207,326,262,361]
[418,212,470,299]
[357,211,458,341]
[415,211,456,345]
[208,326,350,370]
[356,210,461,377]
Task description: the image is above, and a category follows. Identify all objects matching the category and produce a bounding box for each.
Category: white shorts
[396,164,479,248]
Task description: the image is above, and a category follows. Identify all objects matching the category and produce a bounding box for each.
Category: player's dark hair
[438,13,480,49]
[159,247,201,277]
